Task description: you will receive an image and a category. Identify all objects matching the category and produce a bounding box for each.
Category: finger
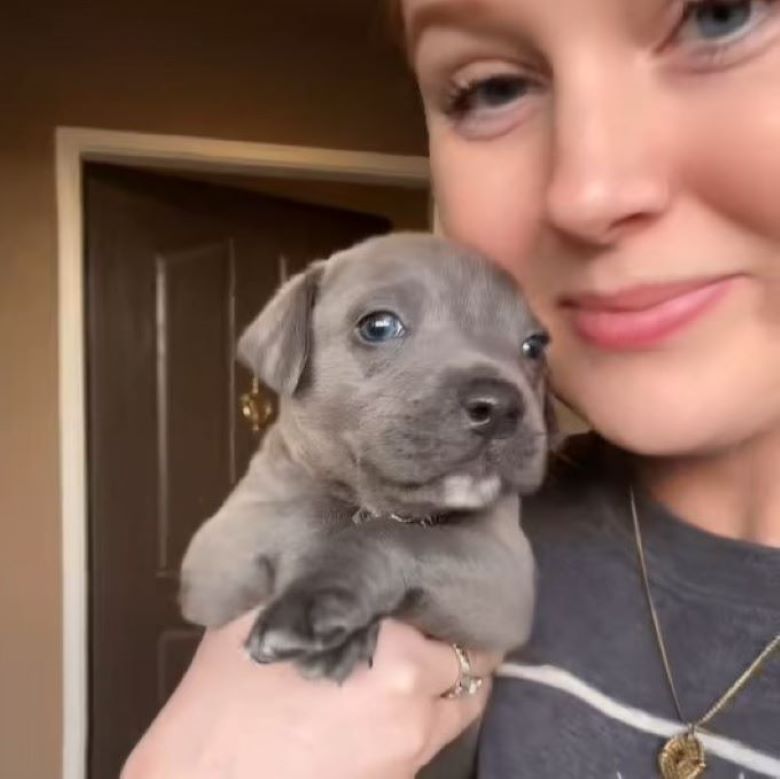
[406,635,501,698]
[207,607,262,646]
[425,640,502,698]
[369,620,503,698]
[419,677,493,766]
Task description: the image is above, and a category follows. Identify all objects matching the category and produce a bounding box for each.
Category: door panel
[156,240,237,572]
[85,163,392,778]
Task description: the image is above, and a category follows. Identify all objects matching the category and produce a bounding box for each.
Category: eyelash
[667,0,778,66]
[443,74,534,120]
[441,0,779,123]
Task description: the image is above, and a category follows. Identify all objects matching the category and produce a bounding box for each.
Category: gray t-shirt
[478,436,780,778]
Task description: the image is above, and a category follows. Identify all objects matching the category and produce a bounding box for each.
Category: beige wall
[0,2,426,777]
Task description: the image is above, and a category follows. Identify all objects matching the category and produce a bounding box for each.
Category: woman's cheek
[678,55,780,245]
[430,126,545,280]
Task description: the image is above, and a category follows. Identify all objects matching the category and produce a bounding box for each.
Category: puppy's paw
[296,621,380,683]
[245,579,383,679]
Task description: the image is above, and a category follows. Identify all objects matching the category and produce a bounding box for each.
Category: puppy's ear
[237,261,326,396]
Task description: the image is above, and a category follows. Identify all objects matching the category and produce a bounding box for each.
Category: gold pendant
[659,731,707,779]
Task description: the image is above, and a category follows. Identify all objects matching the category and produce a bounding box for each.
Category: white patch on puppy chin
[443,474,501,509]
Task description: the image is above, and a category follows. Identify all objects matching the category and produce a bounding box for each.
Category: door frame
[56,126,430,779]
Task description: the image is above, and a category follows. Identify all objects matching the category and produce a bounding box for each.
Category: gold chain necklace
[629,486,780,779]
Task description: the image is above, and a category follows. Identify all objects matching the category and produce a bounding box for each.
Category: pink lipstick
[562,276,737,350]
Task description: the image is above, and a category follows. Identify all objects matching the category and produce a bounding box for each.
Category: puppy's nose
[460,378,523,439]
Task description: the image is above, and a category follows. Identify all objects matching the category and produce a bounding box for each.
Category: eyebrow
[405,0,527,59]
[406,0,497,50]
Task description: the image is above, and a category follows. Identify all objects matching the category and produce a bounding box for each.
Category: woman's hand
[121,610,501,779]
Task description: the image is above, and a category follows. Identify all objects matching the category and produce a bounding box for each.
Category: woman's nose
[544,59,671,247]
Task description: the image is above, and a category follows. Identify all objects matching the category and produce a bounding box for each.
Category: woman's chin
[565,376,749,458]
[578,395,779,459]
[589,413,713,458]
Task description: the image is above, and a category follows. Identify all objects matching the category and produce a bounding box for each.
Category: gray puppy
[180,232,550,688]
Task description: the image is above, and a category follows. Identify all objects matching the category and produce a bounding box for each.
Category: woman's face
[402,0,780,456]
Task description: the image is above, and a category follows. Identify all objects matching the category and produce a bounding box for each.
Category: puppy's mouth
[353,450,511,515]
[345,425,548,515]
[355,443,491,491]
[354,428,545,486]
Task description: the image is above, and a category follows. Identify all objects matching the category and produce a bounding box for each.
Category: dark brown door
[85,163,392,779]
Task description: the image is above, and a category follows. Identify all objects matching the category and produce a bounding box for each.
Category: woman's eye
[521,331,550,361]
[676,0,771,44]
[357,311,407,344]
[446,75,531,119]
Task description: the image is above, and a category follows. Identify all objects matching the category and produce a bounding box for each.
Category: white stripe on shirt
[497,662,780,778]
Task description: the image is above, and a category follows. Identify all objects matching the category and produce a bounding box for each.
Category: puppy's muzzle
[459,377,524,440]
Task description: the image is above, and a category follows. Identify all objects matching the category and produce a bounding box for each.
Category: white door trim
[56,126,429,779]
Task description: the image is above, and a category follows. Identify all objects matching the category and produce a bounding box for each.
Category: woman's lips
[561,276,737,350]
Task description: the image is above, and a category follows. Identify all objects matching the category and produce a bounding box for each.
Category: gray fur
[179,232,551,772]
[236,260,325,396]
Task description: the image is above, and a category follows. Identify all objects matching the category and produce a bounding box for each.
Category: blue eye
[680,0,756,41]
[357,311,407,344]
[447,75,531,118]
[522,331,550,360]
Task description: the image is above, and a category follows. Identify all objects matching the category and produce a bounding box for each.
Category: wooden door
[85,163,391,779]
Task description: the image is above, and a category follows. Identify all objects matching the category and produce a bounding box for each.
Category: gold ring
[441,643,484,699]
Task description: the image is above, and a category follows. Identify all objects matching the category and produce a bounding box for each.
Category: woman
[123,0,780,776]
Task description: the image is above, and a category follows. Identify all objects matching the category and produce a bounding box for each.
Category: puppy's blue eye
[522,331,550,360]
[357,311,406,343]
